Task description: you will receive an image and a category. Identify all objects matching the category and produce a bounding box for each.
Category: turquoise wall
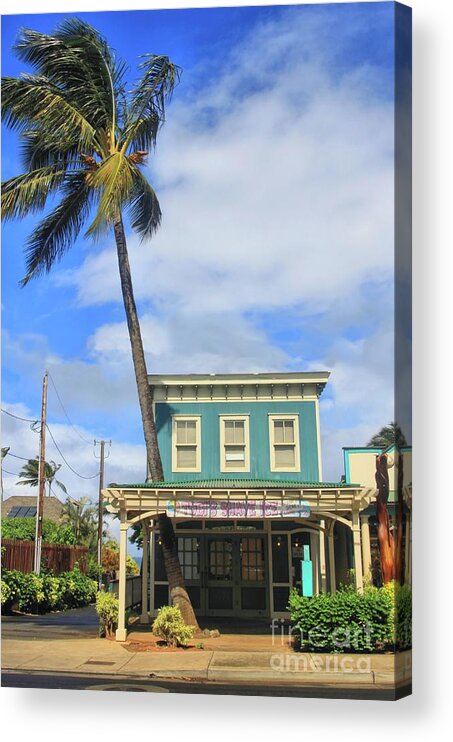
[155,400,320,482]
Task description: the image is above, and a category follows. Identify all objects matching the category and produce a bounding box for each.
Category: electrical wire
[46,424,99,480]
[1,408,38,424]
[6,452,33,462]
[47,372,93,445]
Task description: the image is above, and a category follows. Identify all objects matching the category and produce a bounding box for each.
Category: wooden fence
[1,539,89,575]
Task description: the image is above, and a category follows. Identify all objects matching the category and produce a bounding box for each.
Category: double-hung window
[220,415,250,472]
[172,416,201,472]
[269,415,300,472]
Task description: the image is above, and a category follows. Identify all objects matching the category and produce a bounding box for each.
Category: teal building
[105,372,379,638]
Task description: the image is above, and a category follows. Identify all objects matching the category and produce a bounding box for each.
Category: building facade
[105,372,379,641]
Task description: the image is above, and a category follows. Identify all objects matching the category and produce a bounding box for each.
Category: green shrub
[382,581,412,650]
[1,567,97,614]
[1,517,77,545]
[96,591,119,638]
[288,586,395,653]
[152,605,196,647]
[87,556,103,581]
[126,555,140,576]
[1,578,12,607]
[57,567,97,609]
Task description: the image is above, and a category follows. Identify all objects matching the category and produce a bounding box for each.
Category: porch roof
[107,478,359,490]
[103,479,376,522]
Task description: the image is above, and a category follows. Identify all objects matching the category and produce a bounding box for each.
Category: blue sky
[2,3,399,546]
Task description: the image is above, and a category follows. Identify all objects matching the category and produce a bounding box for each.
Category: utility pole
[1,447,10,508]
[34,371,48,574]
[95,439,110,588]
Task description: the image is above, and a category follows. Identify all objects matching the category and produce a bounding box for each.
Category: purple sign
[166,499,310,518]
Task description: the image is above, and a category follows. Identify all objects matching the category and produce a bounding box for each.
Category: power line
[47,372,93,445]
[2,468,21,477]
[1,408,38,424]
[6,452,33,462]
[46,424,99,480]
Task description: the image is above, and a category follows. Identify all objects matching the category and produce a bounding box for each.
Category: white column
[352,508,364,594]
[149,527,155,617]
[319,520,327,593]
[310,532,319,594]
[327,522,336,594]
[115,510,128,641]
[361,515,372,583]
[140,521,149,623]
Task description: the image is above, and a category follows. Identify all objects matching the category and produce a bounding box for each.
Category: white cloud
[55,11,393,319]
[1,401,146,509]
[5,9,398,486]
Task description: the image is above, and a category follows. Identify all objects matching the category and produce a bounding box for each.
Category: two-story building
[104,372,377,641]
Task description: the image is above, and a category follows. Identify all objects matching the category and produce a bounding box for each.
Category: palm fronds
[127,165,162,239]
[20,172,95,285]
[120,54,181,152]
[2,75,97,152]
[2,166,67,220]
[84,151,134,236]
[1,17,181,283]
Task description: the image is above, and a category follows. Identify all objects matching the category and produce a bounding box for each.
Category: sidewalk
[1,632,412,690]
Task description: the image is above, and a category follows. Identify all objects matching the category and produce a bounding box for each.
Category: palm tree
[367,422,407,449]
[61,496,97,547]
[16,456,67,497]
[1,18,197,627]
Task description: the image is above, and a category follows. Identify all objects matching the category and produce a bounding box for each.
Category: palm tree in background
[1,18,198,627]
[61,496,97,548]
[367,422,407,449]
[16,456,67,497]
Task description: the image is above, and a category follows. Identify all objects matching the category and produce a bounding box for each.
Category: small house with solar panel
[1,494,64,522]
[104,371,385,641]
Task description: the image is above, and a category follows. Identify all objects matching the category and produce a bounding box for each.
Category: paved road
[1,606,99,641]
[1,669,408,699]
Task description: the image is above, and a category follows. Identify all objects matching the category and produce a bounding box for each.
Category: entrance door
[204,535,268,617]
[204,536,235,615]
[237,536,268,616]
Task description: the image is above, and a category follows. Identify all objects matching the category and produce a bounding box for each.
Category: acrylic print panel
[1,2,412,700]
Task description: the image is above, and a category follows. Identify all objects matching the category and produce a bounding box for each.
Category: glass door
[204,536,235,615]
[238,536,268,616]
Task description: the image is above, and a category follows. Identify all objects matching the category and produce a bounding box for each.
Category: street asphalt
[1,607,412,700]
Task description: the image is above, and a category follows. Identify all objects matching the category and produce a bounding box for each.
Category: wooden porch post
[116,509,128,641]
[319,519,327,593]
[327,521,336,594]
[140,521,149,624]
[361,515,372,583]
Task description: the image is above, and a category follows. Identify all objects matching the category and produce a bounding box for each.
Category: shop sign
[166,499,310,518]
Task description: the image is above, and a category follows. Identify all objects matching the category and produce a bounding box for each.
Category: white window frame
[219,414,250,473]
[172,415,201,473]
[269,414,301,472]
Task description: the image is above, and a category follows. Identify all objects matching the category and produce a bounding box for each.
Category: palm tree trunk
[113,216,164,482]
[113,216,199,629]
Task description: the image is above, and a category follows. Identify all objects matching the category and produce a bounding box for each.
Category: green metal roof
[108,478,360,490]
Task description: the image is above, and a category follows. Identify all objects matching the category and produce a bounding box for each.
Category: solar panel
[6,505,37,518]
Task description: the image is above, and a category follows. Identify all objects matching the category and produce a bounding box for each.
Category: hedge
[288,583,412,653]
[1,517,77,545]
[1,567,97,614]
